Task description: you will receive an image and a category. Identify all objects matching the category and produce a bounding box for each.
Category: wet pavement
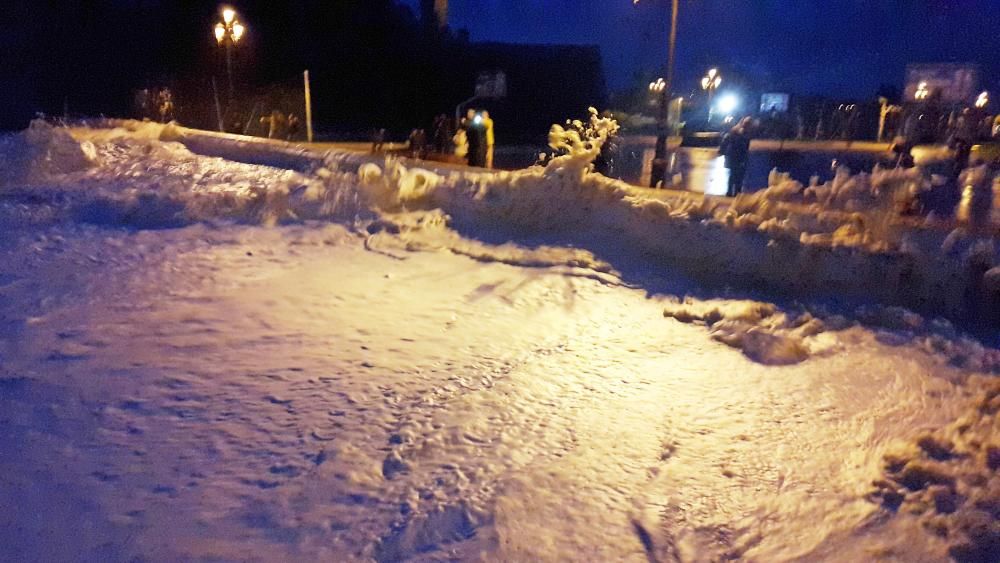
[496,142,893,196]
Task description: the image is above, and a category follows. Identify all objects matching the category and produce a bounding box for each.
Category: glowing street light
[214,5,245,99]
[915,81,929,101]
[648,78,666,95]
[701,68,723,122]
[701,68,722,92]
[976,91,989,109]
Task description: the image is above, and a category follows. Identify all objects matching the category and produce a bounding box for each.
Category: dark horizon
[3,1,1000,131]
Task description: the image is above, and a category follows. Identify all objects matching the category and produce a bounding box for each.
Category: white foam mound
[5,117,998,325]
[364,132,996,322]
[662,298,839,365]
[2,120,371,229]
[0,120,99,184]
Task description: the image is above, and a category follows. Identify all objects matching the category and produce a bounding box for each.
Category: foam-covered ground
[0,119,998,562]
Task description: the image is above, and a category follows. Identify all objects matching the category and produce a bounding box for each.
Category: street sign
[475,71,507,99]
[760,93,789,113]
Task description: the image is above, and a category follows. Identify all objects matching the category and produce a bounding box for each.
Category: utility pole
[304,70,314,143]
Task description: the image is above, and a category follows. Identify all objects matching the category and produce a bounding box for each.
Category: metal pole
[226,42,234,100]
[212,77,225,132]
[651,0,679,188]
[878,99,888,143]
[304,70,314,143]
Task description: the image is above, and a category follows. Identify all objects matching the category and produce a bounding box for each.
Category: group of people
[457,109,495,168]
[133,88,175,123]
[371,110,496,169]
[259,110,301,141]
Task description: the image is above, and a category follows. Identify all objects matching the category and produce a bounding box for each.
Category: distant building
[903,63,979,104]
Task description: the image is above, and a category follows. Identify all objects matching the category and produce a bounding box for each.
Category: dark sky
[404,0,1000,99]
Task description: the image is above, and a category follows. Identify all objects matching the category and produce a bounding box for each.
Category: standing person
[261,110,286,139]
[719,116,754,197]
[371,128,386,153]
[286,114,300,141]
[466,112,486,167]
[890,136,915,169]
[156,89,174,123]
[432,114,450,155]
[482,111,495,169]
[949,109,975,176]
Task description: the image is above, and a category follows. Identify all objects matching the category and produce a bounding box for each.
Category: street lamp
[915,81,929,101]
[975,91,989,109]
[701,68,722,121]
[649,78,666,96]
[214,5,245,100]
[634,0,680,188]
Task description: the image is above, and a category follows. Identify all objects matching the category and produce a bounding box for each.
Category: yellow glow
[215,23,226,43]
[232,21,245,42]
[702,68,721,91]
[222,7,236,25]
[975,91,988,109]
[915,81,929,100]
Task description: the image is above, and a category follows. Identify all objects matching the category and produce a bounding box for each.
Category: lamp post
[701,68,722,122]
[214,6,245,100]
[634,0,679,188]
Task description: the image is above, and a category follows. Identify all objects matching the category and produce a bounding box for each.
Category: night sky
[404,0,1000,98]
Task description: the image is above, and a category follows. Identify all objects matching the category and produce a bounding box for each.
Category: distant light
[473,114,483,124]
[701,68,722,91]
[232,21,245,42]
[214,23,226,43]
[222,7,236,25]
[976,91,989,109]
[915,81,929,101]
[716,93,739,115]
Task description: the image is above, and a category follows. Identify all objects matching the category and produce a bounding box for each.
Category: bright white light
[214,23,226,43]
[232,21,245,42]
[716,94,739,115]
[222,7,236,24]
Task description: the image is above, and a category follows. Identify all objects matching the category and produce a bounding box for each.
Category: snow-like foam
[4,118,999,327]
[869,377,1000,561]
[0,120,99,184]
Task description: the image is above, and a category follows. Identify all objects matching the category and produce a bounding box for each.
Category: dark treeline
[0,1,607,143]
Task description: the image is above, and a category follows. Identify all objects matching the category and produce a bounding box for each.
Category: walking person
[719,117,754,197]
